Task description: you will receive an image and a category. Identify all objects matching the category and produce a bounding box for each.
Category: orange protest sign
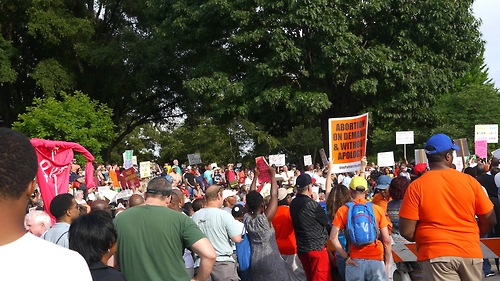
[328,113,368,173]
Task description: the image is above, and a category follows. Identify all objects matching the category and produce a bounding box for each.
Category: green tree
[430,62,500,155]
[13,91,116,162]
[0,0,186,161]
[160,0,483,156]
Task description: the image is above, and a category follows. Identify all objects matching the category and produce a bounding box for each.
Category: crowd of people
[1,127,499,281]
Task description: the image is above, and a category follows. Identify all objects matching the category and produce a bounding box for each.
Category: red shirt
[272,206,297,255]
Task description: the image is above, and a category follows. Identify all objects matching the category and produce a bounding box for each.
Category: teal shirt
[114,205,206,281]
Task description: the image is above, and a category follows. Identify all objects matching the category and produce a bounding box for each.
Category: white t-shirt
[0,233,91,280]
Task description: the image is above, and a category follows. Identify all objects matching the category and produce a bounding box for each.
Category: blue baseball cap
[376,175,392,190]
[425,134,460,155]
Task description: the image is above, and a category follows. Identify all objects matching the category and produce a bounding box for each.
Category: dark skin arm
[478,209,496,237]
[250,168,259,191]
[399,217,417,242]
[264,167,279,223]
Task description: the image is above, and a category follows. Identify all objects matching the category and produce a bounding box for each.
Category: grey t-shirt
[43,222,70,248]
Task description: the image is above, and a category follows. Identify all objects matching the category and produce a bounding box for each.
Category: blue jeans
[336,254,346,281]
[483,258,493,274]
[345,259,386,281]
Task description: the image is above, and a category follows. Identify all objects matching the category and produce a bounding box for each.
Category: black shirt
[289,193,331,255]
[184,172,196,187]
[89,261,127,281]
[478,173,497,198]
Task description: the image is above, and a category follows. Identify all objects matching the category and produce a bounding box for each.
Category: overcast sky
[473,0,499,87]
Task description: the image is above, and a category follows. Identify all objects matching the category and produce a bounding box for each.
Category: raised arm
[250,168,259,191]
[324,159,334,197]
[359,156,367,179]
[264,167,278,223]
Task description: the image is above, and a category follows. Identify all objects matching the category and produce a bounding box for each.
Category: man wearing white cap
[222,189,238,214]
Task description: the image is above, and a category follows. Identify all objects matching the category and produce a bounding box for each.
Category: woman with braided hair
[244,167,292,281]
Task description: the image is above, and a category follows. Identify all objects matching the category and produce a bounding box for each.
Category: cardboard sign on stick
[319,148,328,167]
[396,131,414,145]
[475,140,488,159]
[328,113,368,173]
[414,149,428,164]
[475,124,499,143]
[454,138,470,157]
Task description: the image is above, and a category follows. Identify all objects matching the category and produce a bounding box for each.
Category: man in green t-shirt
[114,177,216,281]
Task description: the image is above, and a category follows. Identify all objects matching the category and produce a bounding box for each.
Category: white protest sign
[414,149,428,164]
[123,150,133,169]
[269,154,286,166]
[139,161,151,178]
[187,153,202,165]
[303,155,312,166]
[377,152,395,167]
[453,156,464,172]
[475,124,498,143]
[396,131,414,145]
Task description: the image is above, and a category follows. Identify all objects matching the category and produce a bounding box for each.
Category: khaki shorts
[420,256,482,281]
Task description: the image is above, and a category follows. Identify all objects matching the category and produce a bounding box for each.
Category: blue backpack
[345,202,379,247]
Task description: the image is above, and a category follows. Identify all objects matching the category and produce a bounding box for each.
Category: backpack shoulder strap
[55,231,69,245]
[365,202,377,222]
[344,202,355,253]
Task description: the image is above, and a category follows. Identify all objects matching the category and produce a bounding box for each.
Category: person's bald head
[129,194,144,207]
[477,163,486,176]
[205,185,221,202]
[90,199,112,217]
[168,189,184,212]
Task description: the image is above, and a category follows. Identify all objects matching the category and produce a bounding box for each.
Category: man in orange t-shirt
[272,188,306,281]
[371,175,394,234]
[399,133,496,281]
[330,176,392,281]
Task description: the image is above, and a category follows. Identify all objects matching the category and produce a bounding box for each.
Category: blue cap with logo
[425,134,460,155]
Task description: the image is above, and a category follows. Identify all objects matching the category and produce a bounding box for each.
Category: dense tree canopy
[0,0,495,163]
[13,91,116,162]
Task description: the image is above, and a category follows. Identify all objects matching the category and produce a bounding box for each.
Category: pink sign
[255,156,271,183]
[475,139,488,159]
